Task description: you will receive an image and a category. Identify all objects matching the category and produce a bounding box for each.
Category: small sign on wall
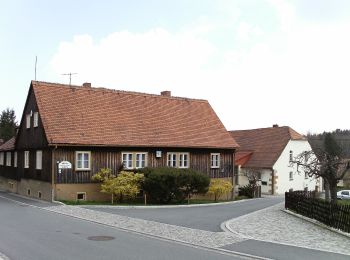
[58,161,72,169]
[156,151,162,158]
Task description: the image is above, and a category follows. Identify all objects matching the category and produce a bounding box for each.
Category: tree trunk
[329,180,338,205]
[324,180,330,202]
[111,193,114,205]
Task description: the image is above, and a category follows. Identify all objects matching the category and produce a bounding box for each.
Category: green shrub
[140,167,209,204]
[238,184,255,198]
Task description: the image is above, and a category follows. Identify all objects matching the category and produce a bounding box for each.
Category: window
[24,151,30,168]
[26,114,31,128]
[167,153,177,167]
[75,151,91,170]
[289,171,293,181]
[36,150,42,170]
[122,152,148,169]
[211,153,220,168]
[34,112,39,127]
[167,152,190,168]
[77,192,86,201]
[6,152,11,166]
[305,172,308,179]
[122,153,133,169]
[135,153,147,169]
[179,153,189,168]
[341,191,349,196]
[14,152,17,167]
[0,152,4,165]
[261,181,267,186]
[289,151,293,162]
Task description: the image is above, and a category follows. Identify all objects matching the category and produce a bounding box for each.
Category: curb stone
[283,209,350,239]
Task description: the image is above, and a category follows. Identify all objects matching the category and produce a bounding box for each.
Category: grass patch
[337,199,350,206]
[59,198,239,206]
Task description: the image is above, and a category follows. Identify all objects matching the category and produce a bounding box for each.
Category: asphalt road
[84,196,284,231]
[0,194,249,260]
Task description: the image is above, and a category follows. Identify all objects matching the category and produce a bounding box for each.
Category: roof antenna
[61,72,78,85]
[35,56,37,80]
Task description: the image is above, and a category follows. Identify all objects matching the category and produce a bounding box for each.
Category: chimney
[273,124,279,128]
[82,82,91,88]
[161,91,171,97]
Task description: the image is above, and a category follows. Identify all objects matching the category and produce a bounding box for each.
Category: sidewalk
[226,203,350,255]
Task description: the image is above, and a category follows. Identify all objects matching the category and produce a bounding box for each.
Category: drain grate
[87,236,115,241]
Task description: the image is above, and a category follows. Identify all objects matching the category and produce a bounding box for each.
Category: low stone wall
[55,183,111,202]
[18,179,52,201]
[0,176,18,193]
[0,176,52,201]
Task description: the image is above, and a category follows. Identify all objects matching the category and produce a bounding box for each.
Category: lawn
[59,196,249,206]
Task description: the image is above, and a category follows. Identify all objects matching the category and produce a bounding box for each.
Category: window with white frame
[179,153,189,168]
[135,153,147,169]
[122,153,133,169]
[167,152,190,168]
[33,112,39,127]
[167,153,177,167]
[0,152,4,165]
[289,171,293,181]
[14,152,17,167]
[75,151,91,171]
[24,151,29,168]
[26,114,31,128]
[36,150,42,170]
[6,152,11,166]
[211,153,220,168]
[122,152,148,169]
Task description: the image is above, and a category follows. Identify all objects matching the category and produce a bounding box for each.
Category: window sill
[75,169,91,171]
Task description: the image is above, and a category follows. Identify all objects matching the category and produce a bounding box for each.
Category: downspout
[51,145,57,202]
[231,150,235,200]
[271,168,275,195]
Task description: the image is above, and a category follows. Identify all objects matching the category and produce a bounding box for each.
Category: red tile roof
[230,126,305,168]
[32,81,239,149]
[0,137,15,151]
[235,151,253,166]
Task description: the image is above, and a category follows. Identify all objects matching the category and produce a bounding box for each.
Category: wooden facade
[54,147,234,184]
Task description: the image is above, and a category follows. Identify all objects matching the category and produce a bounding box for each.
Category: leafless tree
[292,148,350,204]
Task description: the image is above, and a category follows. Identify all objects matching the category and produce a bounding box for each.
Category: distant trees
[308,129,350,158]
[0,108,18,142]
[292,133,350,204]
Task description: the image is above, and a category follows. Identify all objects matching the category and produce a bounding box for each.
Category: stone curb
[283,209,350,239]
[76,198,258,209]
[75,196,282,209]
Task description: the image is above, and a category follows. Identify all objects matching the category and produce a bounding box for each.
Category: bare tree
[242,168,261,198]
[292,133,350,204]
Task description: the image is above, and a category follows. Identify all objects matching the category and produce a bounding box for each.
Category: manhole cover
[87,236,115,241]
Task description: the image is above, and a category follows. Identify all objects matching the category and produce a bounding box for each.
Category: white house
[230,125,322,195]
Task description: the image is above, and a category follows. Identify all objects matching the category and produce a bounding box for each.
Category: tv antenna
[34,56,37,80]
[62,72,77,85]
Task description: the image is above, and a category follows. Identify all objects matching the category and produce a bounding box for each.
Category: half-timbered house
[0,81,238,201]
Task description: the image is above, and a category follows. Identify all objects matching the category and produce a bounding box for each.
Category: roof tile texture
[32,81,238,149]
[0,137,15,151]
[230,126,305,168]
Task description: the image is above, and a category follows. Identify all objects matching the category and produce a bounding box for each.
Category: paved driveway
[84,196,284,232]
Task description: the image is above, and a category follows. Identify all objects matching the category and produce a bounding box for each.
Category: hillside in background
[308,129,350,158]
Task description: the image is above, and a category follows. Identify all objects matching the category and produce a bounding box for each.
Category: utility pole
[62,73,77,85]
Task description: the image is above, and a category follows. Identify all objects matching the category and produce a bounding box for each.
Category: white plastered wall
[273,140,322,194]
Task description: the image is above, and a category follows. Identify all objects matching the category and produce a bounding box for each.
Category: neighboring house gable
[231,126,320,194]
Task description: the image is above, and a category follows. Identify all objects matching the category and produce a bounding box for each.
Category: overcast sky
[1,0,349,134]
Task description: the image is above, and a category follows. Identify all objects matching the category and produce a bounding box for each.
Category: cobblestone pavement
[46,205,247,248]
[226,203,350,255]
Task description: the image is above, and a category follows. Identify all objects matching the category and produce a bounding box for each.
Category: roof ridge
[31,80,207,103]
[230,126,290,132]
